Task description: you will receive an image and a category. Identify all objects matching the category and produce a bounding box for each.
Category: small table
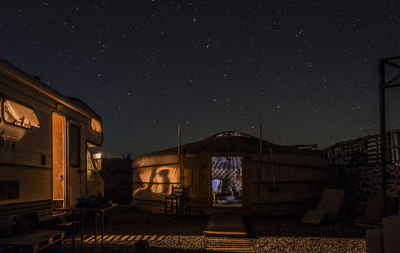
[55,203,118,251]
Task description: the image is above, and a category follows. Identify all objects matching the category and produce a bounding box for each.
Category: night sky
[1,1,400,156]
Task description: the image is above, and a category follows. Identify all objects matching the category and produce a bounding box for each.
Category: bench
[0,245,16,253]
[0,230,64,253]
[165,185,184,215]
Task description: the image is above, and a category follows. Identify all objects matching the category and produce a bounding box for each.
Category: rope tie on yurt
[269,148,279,192]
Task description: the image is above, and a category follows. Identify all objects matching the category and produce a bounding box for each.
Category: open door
[211,156,243,207]
[52,113,66,208]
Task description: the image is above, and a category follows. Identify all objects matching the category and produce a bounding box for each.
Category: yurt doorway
[211,156,242,207]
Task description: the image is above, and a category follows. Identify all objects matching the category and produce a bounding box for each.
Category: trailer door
[52,113,66,208]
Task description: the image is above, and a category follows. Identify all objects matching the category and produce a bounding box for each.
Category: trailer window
[2,100,40,129]
[69,124,80,167]
[0,181,19,200]
[91,118,102,133]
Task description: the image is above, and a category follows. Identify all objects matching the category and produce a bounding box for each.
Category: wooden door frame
[209,154,244,207]
[51,112,66,208]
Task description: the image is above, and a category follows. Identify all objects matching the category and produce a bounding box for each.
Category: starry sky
[1,0,400,156]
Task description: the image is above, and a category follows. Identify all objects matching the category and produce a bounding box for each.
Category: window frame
[0,180,20,200]
[90,117,103,134]
[1,98,40,130]
[69,123,81,168]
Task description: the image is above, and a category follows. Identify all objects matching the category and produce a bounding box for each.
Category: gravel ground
[46,206,367,252]
[104,206,206,251]
[247,216,367,253]
[253,237,365,253]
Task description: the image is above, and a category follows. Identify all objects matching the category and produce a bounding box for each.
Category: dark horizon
[1,1,400,156]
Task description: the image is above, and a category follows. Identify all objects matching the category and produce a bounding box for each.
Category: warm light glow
[133,166,179,199]
[87,150,102,171]
[52,113,66,208]
[93,153,102,159]
[91,118,102,133]
[3,100,40,129]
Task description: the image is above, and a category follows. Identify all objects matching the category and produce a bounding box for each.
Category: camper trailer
[0,58,104,234]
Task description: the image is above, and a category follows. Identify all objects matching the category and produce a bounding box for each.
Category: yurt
[132,131,328,215]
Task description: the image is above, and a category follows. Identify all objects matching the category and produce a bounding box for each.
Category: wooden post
[259,121,263,159]
[178,123,182,185]
[379,59,387,217]
[270,148,276,189]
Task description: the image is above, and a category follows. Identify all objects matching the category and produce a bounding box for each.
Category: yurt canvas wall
[131,132,329,215]
[246,151,328,215]
[132,153,180,213]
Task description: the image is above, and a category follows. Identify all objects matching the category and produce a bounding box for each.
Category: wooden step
[354,217,382,228]
[204,215,247,237]
[206,237,254,252]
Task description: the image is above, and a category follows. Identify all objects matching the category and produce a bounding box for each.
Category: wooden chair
[165,185,184,215]
[56,215,78,249]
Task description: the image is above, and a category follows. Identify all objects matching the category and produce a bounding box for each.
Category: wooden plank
[0,230,64,253]
[207,247,254,252]
[90,235,101,242]
[119,235,130,242]
[156,235,165,241]
[105,235,116,242]
[204,231,247,236]
[208,244,252,247]
[127,235,136,241]
[0,245,14,252]
[207,238,250,243]
[204,215,247,237]
[0,230,63,246]
[112,235,122,241]
[83,235,95,242]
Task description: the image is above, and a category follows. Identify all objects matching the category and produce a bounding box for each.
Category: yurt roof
[135,131,319,159]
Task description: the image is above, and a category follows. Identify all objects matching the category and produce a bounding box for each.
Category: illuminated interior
[86,145,104,196]
[52,113,66,208]
[87,148,102,172]
[3,99,40,129]
[211,156,242,207]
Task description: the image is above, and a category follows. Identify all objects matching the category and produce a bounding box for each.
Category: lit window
[2,100,40,129]
[91,118,102,133]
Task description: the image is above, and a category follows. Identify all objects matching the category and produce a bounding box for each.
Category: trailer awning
[3,100,40,129]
